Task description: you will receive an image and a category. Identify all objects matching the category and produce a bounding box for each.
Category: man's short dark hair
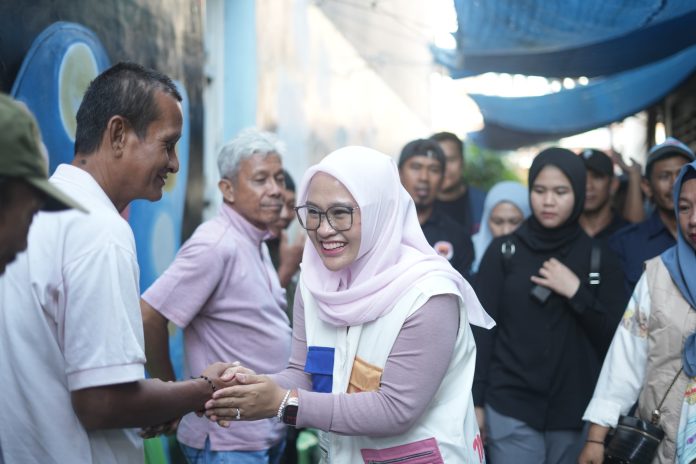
[283,170,295,192]
[430,132,464,160]
[398,139,446,173]
[74,62,182,155]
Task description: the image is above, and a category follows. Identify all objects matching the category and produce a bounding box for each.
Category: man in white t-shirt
[0,62,234,464]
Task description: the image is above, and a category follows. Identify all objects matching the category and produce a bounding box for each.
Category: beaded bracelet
[586,439,604,445]
[191,375,216,394]
[276,389,292,422]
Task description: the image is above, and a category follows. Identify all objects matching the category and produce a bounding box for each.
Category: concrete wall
[255,0,432,189]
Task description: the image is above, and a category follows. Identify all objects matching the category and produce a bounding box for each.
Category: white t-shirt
[0,164,146,464]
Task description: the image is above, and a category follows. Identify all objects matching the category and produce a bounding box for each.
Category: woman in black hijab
[472,147,626,464]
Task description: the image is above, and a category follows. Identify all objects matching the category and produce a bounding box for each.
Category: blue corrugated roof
[434,8,696,79]
[469,44,696,149]
[433,1,696,148]
[449,0,694,54]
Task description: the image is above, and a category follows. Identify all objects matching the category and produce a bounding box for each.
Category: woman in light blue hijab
[665,162,696,463]
[470,181,530,274]
[664,164,696,372]
[579,160,696,464]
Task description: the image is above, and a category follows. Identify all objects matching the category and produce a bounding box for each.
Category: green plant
[463,143,520,190]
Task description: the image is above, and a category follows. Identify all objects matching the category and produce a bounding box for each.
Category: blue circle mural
[11,21,110,172]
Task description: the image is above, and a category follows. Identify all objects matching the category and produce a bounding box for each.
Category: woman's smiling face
[303,172,362,271]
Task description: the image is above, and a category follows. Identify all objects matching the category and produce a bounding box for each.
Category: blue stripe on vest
[304,346,334,393]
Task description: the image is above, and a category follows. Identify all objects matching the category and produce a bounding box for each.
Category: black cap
[398,139,446,171]
[580,149,614,177]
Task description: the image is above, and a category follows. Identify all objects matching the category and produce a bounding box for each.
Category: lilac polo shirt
[142,204,291,451]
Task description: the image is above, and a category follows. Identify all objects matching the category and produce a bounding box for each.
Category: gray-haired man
[141,128,292,463]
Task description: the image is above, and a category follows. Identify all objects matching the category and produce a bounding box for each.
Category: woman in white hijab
[205,146,494,463]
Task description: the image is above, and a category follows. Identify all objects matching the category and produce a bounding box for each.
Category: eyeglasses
[294,205,358,231]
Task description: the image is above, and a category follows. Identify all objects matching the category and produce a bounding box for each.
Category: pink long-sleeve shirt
[271,290,459,437]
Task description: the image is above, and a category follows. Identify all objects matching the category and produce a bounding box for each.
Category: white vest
[301,276,484,463]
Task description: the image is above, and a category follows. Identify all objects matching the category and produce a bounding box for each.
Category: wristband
[191,375,216,394]
[586,439,604,445]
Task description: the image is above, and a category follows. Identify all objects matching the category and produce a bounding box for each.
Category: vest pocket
[360,437,444,463]
[348,356,383,393]
[304,346,335,393]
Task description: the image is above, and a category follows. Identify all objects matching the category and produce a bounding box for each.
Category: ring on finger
[235,408,241,420]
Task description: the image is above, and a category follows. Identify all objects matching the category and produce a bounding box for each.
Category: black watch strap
[282,397,299,426]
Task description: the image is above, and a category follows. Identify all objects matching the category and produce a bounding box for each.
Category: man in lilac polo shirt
[141,128,292,463]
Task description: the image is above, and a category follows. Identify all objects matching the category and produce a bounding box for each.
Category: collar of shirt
[219,202,273,246]
[51,164,119,215]
[646,209,672,240]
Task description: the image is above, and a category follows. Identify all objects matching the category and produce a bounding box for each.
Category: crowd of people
[2,61,696,464]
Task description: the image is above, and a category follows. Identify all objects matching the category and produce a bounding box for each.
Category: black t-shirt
[266,237,281,270]
[434,184,487,236]
[435,193,472,235]
[472,233,626,430]
[594,212,629,241]
[421,208,474,280]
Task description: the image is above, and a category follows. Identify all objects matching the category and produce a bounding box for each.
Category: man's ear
[107,115,128,158]
[641,177,653,201]
[218,178,235,203]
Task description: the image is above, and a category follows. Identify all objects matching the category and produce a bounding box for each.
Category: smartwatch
[282,396,299,426]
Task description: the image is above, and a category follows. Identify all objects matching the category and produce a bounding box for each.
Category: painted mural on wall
[0,0,205,238]
[9,20,191,303]
[11,22,110,171]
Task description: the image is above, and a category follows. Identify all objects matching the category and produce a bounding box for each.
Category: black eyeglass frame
[293,204,359,232]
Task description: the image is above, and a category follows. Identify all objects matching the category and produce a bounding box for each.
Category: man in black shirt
[398,138,473,279]
[578,148,628,240]
[431,132,486,235]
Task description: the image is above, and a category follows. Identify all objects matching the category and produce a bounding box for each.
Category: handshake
[140,361,286,438]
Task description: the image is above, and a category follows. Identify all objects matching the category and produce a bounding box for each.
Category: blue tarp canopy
[433,1,696,149]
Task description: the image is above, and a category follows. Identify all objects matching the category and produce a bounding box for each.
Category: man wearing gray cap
[609,137,696,297]
[0,94,85,275]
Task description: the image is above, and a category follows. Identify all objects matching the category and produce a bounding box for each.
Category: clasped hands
[140,361,282,438]
[202,363,288,428]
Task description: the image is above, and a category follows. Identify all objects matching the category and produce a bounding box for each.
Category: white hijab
[296,146,494,329]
